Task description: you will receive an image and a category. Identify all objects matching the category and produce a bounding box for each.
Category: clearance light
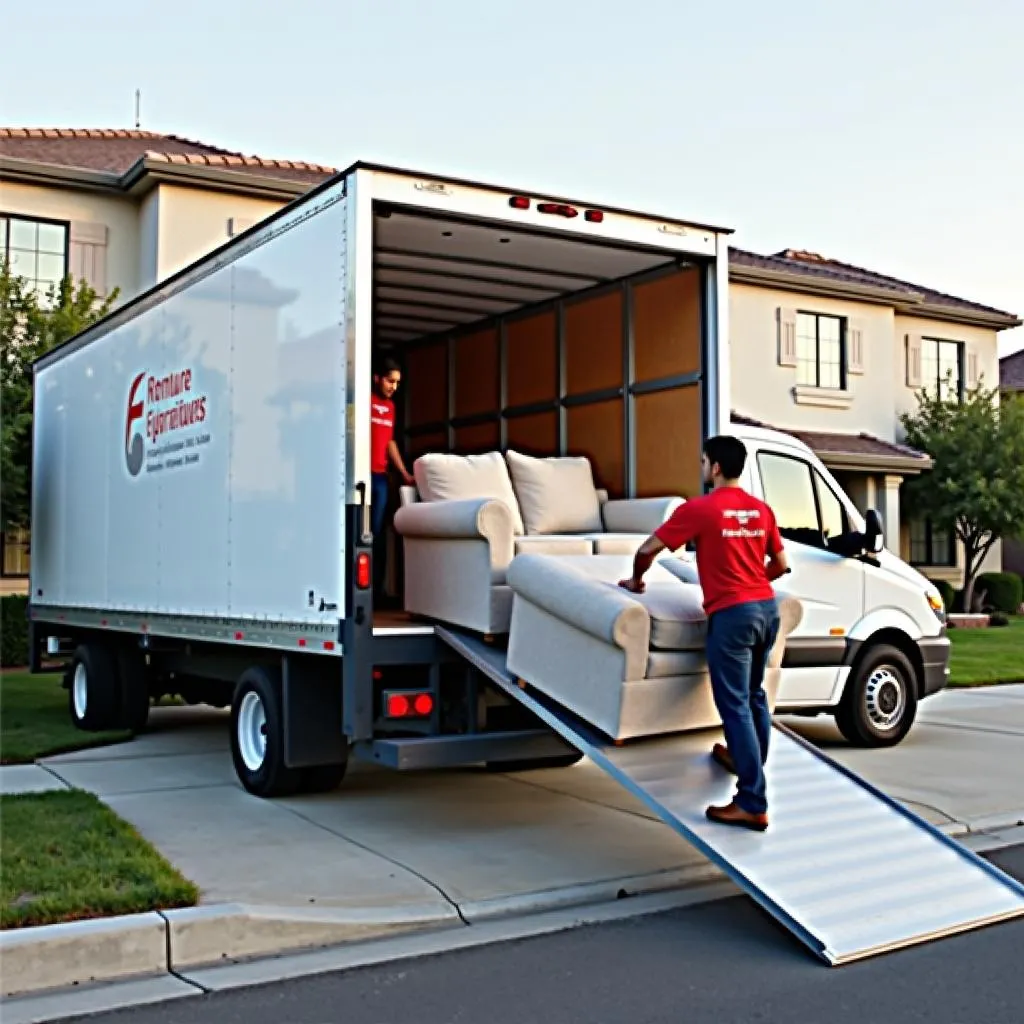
[537,202,579,218]
[356,552,371,589]
[584,209,604,223]
[509,196,530,210]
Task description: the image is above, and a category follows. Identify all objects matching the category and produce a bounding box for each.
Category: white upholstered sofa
[392,450,683,634]
[505,554,804,741]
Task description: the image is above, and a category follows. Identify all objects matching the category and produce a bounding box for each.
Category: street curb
[0,913,167,998]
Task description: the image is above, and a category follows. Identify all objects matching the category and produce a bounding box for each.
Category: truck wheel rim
[237,691,268,772]
[865,667,904,731]
[73,664,88,719]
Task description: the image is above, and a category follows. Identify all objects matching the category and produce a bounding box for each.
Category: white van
[731,423,949,747]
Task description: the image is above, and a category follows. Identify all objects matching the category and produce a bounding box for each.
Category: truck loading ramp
[437,627,1024,965]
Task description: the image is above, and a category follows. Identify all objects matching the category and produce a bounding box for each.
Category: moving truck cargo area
[28,163,1024,962]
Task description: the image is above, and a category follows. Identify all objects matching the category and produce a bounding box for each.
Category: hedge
[1,594,30,668]
[976,572,1024,614]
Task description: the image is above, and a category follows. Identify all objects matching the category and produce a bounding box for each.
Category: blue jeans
[370,473,390,595]
[706,598,781,815]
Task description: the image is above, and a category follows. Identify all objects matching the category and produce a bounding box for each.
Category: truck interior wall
[393,263,705,501]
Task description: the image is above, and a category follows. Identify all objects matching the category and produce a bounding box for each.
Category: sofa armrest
[601,497,683,535]
[507,554,649,651]
[394,498,514,566]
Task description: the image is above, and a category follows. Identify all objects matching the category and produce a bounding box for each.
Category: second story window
[0,214,70,306]
[921,338,963,401]
[796,312,845,390]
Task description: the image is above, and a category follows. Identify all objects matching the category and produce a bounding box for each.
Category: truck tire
[230,667,302,798]
[302,760,349,794]
[116,649,152,734]
[68,644,121,732]
[835,643,918,748]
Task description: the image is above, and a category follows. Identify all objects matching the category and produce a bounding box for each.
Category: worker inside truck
[370,354,414,606]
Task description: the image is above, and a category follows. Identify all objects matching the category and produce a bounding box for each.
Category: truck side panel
[30,183,350,627]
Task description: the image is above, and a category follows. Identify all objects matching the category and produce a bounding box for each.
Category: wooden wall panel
[565,290,622,396]
[454,420,501,454]
[634,385,703,499]
[632,267,702,383]
[506,311,557,407]
[506,412,558,456]
[566,400,624,497]
[407,429,448,463]
[405,341,448,426]
[454,327,500,419]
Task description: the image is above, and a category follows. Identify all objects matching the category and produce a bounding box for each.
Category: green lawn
[1,790,198,928]
[0,671,131,764]
[948,616,1024,686]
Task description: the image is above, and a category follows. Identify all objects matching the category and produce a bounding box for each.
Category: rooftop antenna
[134,89,141,129]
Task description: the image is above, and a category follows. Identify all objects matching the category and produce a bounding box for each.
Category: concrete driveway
[25,685,1024,921]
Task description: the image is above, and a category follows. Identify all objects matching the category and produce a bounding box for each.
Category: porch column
[881,475,902,553]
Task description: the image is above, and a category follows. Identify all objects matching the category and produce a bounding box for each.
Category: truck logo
[123,368,210,478]
[124,371,146,476]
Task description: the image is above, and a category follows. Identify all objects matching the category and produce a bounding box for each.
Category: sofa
[392,450,684,634]
[505,554,804,741]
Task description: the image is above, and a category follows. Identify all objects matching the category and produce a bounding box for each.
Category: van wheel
[68,644,120,731]
[485,751,584,772]
[836,644,918,747]
[230,667,302,798]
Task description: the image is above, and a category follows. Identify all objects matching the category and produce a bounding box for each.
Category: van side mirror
[864,509,884,553]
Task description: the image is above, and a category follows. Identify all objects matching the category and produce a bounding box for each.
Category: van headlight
[925,588,946,621]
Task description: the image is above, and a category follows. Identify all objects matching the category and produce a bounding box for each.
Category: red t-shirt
[653,487,783,616]
[370,397,395,474]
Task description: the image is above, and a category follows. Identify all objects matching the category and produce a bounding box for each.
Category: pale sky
[5,0,1023,355]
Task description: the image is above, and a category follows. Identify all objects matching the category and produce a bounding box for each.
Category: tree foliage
[900,378,1024,611]
[1,262,118,530]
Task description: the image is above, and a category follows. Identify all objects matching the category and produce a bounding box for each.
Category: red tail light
[537,202,578,218]
[508,196,530,210]
[356,552,371,589]
[384,690,435,719]
[584,209,604,223]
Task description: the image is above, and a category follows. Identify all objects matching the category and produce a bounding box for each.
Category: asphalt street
[58,844,1024,1024]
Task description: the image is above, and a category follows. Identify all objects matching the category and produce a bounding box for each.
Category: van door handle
[356,481,372,544]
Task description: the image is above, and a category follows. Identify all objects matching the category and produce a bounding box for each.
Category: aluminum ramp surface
[437,627,1024,965]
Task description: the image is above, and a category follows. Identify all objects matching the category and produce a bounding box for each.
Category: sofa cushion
[505,450,603,535]
[414,452,525,535]
[585,533,646,556]
[627,582,707,651]
[645,650,707,678]
[515,536,594,556]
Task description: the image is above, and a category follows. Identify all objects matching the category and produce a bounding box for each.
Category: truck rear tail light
[384,690,435,719]
[537,202,578,218]
[355,552,371,589]
[508,196,530,210]
[584,209,604,223]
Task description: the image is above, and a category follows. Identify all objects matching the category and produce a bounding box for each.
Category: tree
[900,378,1024,612]
[1,262,119,531]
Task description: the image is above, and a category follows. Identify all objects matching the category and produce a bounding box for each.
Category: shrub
[928,578,956,611]
[976,572,1024,615]
[989,611,1010,627]
[1,594,30,668]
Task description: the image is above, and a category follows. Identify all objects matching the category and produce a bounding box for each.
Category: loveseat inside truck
[27,162,732,795]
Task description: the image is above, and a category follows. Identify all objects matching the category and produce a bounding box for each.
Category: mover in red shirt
[620,435,789,831]
[371,356,414,602]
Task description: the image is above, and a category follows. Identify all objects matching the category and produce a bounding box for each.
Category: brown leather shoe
[706,800,769,832]
[711,742,736,775]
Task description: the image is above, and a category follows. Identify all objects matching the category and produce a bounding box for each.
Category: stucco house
[2,127,1021,594]
[999,349,1024,578]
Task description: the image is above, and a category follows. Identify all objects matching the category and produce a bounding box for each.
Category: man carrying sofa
[619,435,789,832]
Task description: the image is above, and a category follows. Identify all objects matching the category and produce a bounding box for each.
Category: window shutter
[777,307,798,367]
[846,318,865,375]
[227,217,255,238]
[69,221,109,295]
[905,333,923,388]
[966,349,980,390]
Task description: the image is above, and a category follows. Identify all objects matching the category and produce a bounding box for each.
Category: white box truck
[27,162,949,799]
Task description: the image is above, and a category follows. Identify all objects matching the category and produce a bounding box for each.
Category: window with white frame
[796,312,845,390]
[0,214,70,305]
